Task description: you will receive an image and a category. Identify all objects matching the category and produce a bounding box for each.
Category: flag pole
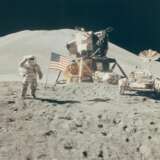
[79,57,83,83]
[44,67,49,89]
[53,70,62,89]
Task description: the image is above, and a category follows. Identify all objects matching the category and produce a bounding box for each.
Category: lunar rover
[119,71,160,95]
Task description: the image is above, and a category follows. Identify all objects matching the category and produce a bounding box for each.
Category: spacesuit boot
[21,82,28,98]
[31,89,36,98]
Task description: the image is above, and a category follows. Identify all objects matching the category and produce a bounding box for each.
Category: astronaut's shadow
[35,97,81,104]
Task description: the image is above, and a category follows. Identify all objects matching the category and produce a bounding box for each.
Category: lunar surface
[0,29,160,160]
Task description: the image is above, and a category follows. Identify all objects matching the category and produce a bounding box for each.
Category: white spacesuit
[19,55,43,98]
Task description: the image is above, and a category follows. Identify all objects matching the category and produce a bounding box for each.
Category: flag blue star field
[49,52,72,71]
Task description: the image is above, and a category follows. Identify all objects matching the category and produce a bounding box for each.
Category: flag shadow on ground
[36,97,80,104]
[87,98,111,102]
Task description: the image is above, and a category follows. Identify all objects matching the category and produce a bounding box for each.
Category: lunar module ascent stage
[65,27,127,82]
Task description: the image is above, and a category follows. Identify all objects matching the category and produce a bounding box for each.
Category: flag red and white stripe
[49,52,72,71]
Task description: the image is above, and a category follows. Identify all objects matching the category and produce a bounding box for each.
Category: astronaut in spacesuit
[19,55,43,98]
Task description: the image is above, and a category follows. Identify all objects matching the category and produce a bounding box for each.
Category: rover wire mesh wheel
[153,79,160,97]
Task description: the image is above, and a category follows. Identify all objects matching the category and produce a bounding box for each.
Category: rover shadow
[125,91,160,101]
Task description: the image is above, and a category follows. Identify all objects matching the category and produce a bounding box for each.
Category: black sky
[0,0,160,53]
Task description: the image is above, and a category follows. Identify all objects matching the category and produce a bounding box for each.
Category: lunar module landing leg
[92,57,127,78]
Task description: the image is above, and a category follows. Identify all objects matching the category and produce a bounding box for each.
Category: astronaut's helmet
[27,55,36,65]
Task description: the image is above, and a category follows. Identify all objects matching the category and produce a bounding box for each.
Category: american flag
[49,52,72,71]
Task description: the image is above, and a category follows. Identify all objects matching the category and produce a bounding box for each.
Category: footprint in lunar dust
[26,154,32,160]
[43,130,57,137]
[64,142,73,150]
[98,114,102,119]
[150,121,155,125]
[98,150,104,158]
[82,151,88,158]
[7,100,15,104]
[98,124,103,128]
[123,125,128,131]
[37,154,47,159]
[7,117,15,122]
[101,131,107,136]
[125,138,130,143]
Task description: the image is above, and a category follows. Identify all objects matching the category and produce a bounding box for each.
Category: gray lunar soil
[0,82,160,160]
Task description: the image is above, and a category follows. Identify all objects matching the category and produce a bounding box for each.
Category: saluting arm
[19,57,28,67]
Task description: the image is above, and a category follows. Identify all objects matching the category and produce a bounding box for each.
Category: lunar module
[65,27,127,83]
